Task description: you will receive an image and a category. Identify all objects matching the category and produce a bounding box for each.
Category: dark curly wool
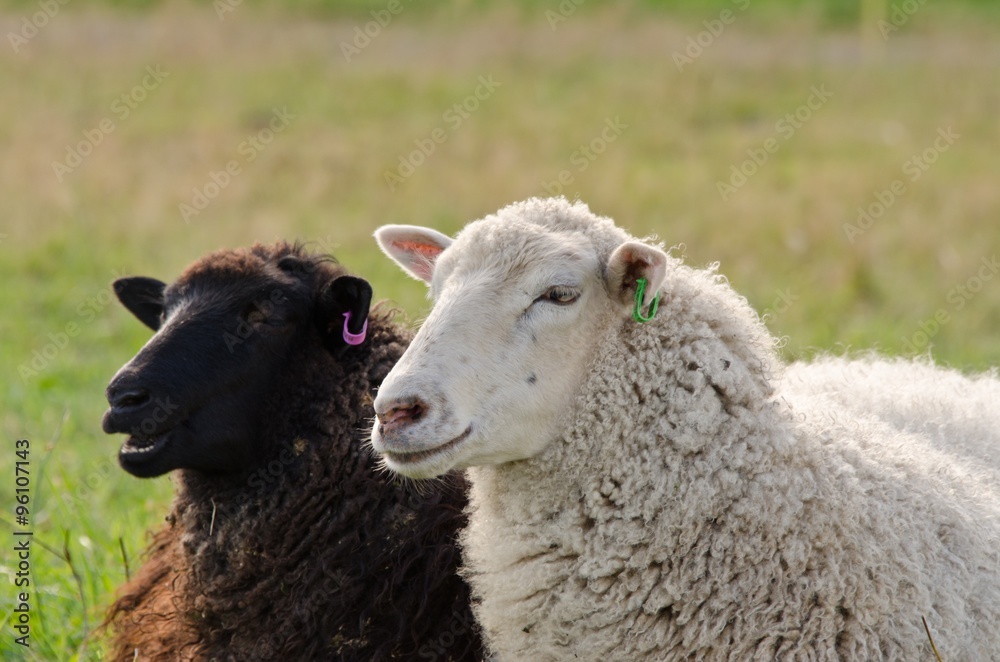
[103,243,483,661]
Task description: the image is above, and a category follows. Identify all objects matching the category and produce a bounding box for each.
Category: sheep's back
[779,356,1000,659]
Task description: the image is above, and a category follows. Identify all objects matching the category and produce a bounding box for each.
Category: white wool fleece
[457,201,1000,661]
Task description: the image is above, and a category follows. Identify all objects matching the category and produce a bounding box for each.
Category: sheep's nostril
[379,401,426,433]
[110,387,151,411]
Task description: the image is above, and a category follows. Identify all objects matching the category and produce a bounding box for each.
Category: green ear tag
[633,278,661,323]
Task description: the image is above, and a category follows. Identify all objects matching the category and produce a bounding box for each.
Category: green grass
[1,2,999,658]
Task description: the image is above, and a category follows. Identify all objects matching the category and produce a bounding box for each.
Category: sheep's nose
[376,398,427,434]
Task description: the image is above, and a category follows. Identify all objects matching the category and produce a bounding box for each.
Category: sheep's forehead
[169,272,264,306]
[436,222,600,293]
[164,262,308,322]
[439,197,631,280]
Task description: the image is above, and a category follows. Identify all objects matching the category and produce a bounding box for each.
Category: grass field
[1,1,998,658]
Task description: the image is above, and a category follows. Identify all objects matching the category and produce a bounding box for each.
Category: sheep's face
[371,213,666,479]
[102,248,371,478]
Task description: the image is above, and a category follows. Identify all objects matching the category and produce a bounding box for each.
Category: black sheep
[100,242,482,661]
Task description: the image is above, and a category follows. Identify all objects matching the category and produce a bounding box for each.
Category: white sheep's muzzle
[371,377,478,478]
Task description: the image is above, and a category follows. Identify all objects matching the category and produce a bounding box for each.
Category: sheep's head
[102,243,372,478]
[371,198,667,479]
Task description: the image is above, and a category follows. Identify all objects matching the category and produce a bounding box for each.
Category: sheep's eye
[241,303,265,325]
[241,300,283,326]
[538,286,580,306]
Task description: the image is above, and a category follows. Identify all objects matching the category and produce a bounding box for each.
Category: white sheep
[370,197,1000,661]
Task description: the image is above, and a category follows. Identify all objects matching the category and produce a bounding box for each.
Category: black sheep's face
[101,253,373,478]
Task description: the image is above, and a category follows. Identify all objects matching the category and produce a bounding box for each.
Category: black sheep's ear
[316,275,373,351]
[113,277,167,331]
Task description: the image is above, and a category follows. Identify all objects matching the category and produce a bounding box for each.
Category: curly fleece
[459,199,1000,661]
[104,243,482,661]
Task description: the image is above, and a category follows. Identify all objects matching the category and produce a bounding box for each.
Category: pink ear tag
[342,312,368,345]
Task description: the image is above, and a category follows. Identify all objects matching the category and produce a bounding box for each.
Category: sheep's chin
[381,425,472,479]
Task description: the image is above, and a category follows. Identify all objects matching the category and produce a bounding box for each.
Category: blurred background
[1,0,998,658]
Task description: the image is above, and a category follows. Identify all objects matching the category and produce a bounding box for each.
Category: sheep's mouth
[382,425,473,466]
[121,431,170,455]
[118,429,174,473]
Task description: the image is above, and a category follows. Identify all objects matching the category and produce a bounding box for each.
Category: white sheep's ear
[374,225,454,284]
[606,241,668,316]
